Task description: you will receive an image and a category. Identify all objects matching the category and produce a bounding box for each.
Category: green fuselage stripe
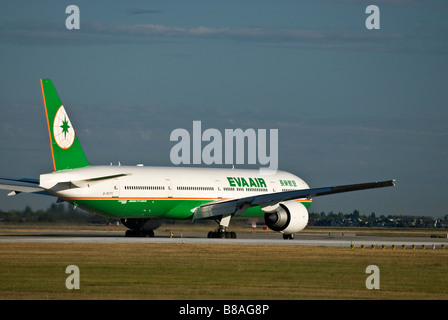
[72,198,312,220]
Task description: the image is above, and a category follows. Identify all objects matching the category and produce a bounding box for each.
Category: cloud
[126,9,164,15]
[1,20,446,54]
[96,23,327,41]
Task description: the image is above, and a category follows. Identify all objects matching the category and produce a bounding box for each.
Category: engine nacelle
[264,200,309,234]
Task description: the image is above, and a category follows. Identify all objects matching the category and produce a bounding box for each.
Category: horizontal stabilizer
[71,173,131,188]
[0,176,52,196]
[0,176,40,184]
[40,173,132,190]
[0,183,52,196]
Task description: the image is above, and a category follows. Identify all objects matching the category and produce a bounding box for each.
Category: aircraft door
[166,179,173,198]
[112,179,120,198]
[215,180,222,199]
[270,180,277,193]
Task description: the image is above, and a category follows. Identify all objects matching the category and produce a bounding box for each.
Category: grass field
[1,242,447,300]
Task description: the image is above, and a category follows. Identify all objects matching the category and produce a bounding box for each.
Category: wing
[0,176,52,196]
[192,179,396,220]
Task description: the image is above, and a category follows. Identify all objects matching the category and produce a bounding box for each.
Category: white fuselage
[39,165,310,219]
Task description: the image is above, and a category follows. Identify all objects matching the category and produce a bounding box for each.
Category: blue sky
[0,0,447,217]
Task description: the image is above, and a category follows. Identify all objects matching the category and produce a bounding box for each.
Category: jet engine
[264,200,309,235]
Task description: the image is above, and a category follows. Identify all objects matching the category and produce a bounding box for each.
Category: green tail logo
[40,79,90,171]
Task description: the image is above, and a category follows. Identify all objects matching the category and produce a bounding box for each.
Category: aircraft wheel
[125,230,154,237]
[125,230,137,237]
[207,231,236,238]
[146,230,155,237]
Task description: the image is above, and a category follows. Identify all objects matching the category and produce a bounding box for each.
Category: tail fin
[40,79,90,171]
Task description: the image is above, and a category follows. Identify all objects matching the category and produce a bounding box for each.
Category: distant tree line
[0,203,108,224]
[309,209,448,228]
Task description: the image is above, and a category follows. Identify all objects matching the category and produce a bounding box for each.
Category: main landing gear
[125,229,154,237]
[121,218,156,237]
[207,215,237,239]
[207,228,237,239]
[283,233,295,240]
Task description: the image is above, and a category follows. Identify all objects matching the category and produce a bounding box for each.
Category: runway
[1,231,447,248]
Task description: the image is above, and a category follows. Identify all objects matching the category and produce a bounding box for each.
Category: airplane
[0,79,396,239]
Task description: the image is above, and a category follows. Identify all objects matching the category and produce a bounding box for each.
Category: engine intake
[264,200,309,234]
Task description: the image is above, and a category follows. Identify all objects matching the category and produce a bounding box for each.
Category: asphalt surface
[1,231,447,248]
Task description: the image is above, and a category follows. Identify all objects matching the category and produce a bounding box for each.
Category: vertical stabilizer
[40,79,90,171]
